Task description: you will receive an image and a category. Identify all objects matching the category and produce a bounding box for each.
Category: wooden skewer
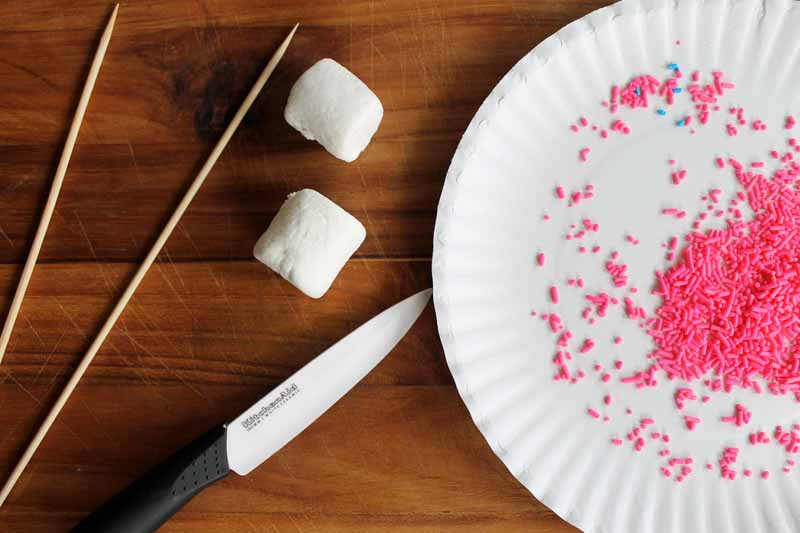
[0,4,120,366]
[0,23,299,508]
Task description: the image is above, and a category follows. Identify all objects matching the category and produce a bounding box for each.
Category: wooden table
[0,1,611,530]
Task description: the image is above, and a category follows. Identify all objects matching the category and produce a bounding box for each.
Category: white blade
[226,288,432,475]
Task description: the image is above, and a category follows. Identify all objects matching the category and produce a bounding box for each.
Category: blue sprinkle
[635,87,641,96]
[667,62,679,70]
[676,119,685,127]
[672,87,682,94]
[656,109,667,116]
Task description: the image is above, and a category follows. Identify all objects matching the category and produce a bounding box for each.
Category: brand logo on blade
[240,383,300,431]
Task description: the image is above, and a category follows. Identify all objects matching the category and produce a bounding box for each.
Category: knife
[73,288,432,532]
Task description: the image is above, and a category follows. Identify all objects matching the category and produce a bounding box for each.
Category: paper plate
[432,0,800,531]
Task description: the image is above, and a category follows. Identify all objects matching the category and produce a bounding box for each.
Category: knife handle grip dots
[72,425,230,533]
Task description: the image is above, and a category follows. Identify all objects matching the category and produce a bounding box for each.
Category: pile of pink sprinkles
[538,59,800,484]
[647,154,800,397]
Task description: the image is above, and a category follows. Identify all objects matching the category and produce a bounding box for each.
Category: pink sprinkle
[610,118,631,134]
[543,213,551,221]
[611,438,623,446]
[536,252,546,267]
[662,208,687,219]
[604,394,612,405]
[601,373,611,383]
[671,169,688,185]
[579,338,596,354]
[685,416,701,431]
[674,387,697,409]
[727,124,738,136]
[606,257,630,287]
[579,148,591,162]
[721,404,752,427]
[614,360,623,370]
[715,157,726,169]
[762,470,770,480]
[786,116,796,130]
[555,186,565,199]
[613,336,623,345]
[580,116,589,127]
[626,408,633,414]
[587,408,601,419]
[719,447,739,480]
[600,130,608,139]
[667,237,678,250]
[550,285,559,304]
[751,161,765,168]
[570,124,580,133]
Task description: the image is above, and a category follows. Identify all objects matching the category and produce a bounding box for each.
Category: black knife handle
[72,424,230,533]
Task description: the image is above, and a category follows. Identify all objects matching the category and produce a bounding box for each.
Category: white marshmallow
[284,58,383,162]
[254,189,366,298]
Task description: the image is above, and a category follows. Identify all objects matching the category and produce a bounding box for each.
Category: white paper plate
[433,0,800,531]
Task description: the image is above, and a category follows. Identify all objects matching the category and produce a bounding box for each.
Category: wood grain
[0,0,613,530]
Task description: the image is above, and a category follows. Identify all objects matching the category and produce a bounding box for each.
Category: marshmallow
[254,189,366,298]
[284,59,383,162]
